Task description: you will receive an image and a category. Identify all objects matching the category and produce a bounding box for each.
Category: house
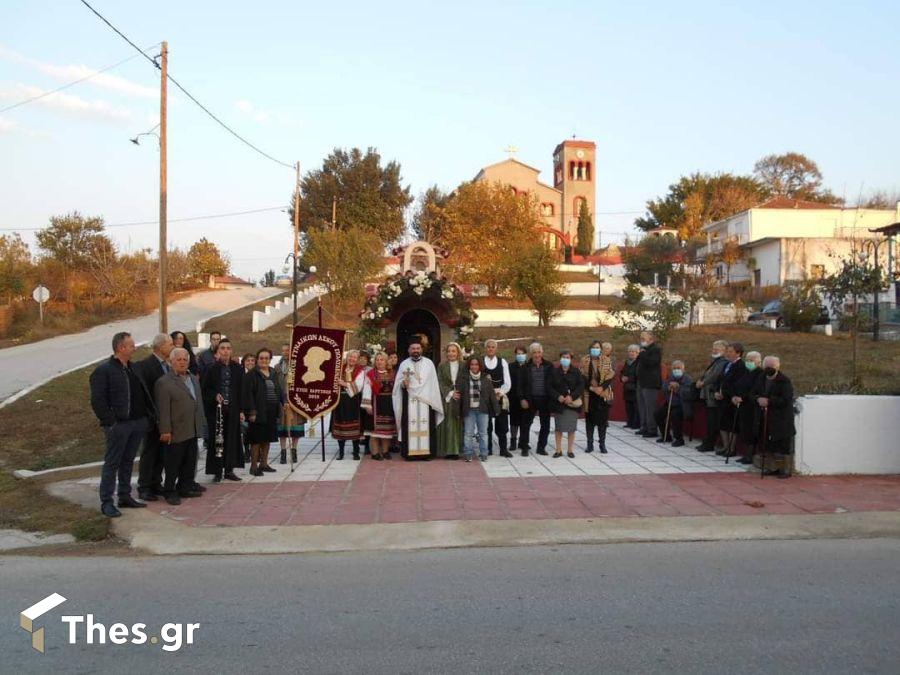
[208,274,254,290]
[697,197,900,287]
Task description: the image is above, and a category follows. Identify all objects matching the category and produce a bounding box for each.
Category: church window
[541,203,555,216]
[585,162,591,181]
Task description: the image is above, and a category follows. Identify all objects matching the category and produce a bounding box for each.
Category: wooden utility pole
[292,161,301,325]
[158,41,169,333]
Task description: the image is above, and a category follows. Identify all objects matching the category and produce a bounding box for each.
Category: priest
[392,339,444,459]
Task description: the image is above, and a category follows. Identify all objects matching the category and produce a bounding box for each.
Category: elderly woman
[330,350,366,461]
[436,342,464,459]
[581,340,615,453]
[620,344,641,429]
[654,359,694,446]
[457,356,499,462]
[549,349,585,458]
[757,355,796,478]
[243,348,282,476]
[729,350,764,464]
[240,353,256,462]
[170,330,199,375]
[695,339,729,452]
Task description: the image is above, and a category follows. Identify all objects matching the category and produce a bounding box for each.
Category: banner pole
[318,293,326,463]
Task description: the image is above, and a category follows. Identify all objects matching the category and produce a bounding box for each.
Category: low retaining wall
[795,395,900,475]
[475,308,651,328]
[251,285,323,333]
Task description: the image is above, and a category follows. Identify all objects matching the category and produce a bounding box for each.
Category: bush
[621,281,644,306]
[780,281,822,332]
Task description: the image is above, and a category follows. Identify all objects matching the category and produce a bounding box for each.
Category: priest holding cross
[392,339,444,459]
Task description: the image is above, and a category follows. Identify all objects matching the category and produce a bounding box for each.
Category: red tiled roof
[757,197,841,210]
[211,275,252,285]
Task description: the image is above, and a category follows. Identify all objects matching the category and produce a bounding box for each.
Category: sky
[2,0,899,280]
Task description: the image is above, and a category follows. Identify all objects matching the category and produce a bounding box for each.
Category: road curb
[110,509,900,556]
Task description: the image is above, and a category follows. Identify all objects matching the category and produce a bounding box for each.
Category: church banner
[286,325,346,422]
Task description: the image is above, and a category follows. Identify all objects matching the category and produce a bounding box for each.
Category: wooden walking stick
[662,385,674,443]
[725,402,740,464]
[759,406,769,479]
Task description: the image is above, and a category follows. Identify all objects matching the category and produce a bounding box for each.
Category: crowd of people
[89,327,796,518]
[89,330,304,518]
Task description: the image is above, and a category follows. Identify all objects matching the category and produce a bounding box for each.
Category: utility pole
[292,161,301,325]
[158,41,168,334]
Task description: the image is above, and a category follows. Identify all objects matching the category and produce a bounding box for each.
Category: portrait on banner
[286,326,346,421]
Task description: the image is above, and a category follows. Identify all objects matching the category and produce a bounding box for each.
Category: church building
[473,139,596,251]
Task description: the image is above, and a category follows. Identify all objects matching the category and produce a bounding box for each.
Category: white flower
[368,312,376,319]
[413,286,424,295]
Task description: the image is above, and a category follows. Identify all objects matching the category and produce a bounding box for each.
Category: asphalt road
[0,287,278,402]
[2,539,898,674]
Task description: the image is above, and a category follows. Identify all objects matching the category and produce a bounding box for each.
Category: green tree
[411,185,451,242]
[35,212,110,299]
[293,147,412,244]
[188,238,230,281]
[575,200,594,256]
[635,173,767,240]
[753,152,842,204]
[0,233,33,303]
[624,235,681,285]
[508,243,566,326]
[302,225,383,304]
[780,280,823,332]
[441,181,542,295]
[263,269,276,287]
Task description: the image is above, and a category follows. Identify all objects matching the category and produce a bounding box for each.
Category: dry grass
[472,295,619,310]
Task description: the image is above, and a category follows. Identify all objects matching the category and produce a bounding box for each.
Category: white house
[697,197,900,288]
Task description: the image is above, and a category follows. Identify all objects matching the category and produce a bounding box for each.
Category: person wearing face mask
[654,359,694,446]
[508,346,529,452]
[620,344,641,429]
[731,351,765,465]
[549,349,585,458]
[695,339,729,453]
[756,355,795,478]
[635,331,663,438]
[457,356,500,462]
[717,342,748,458]
[581,341,615,453]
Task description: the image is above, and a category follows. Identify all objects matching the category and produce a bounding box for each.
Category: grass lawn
[472,295,619,310]
[558,270,599,282]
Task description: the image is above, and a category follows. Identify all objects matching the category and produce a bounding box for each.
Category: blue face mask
[672,368,683,378]
[559,357,571,369]
[515,353,526,364]
[590,347,601,358]
[745,361,757,371]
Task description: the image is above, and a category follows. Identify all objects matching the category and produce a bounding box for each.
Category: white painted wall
[252,285,323,332]
[795,395,900,475]
[748,239,782,287]
[475,308,651,328]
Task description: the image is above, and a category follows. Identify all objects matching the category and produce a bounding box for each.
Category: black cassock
[201,361,246,476]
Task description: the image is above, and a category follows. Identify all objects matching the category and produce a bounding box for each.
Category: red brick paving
[147,459,900,527]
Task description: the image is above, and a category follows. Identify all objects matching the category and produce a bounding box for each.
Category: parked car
[747,300,830,328]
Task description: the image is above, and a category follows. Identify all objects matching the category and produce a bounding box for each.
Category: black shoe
[672,439,685,448]
[165,494,182,506]
[738,456,754,465]
[635,429,645,435]
[763,468,780,476]
[499,450,513,458]
[487,449,493,456]
[552,451,563,458]
[249,467,263,477]
[777,473,791,479]
[224,472,242,481]
[337,450,345,460]
[190,483,207,493]
[600,446,608,454]
[373,453,384,461]
[715,449,727,456]
[291,449,298,463]
[383,452,392,460]
[138,491,158,502]
[537,449,548,456]
[585,447,594,453]
[352,452,360,461]
[641,432,656,438]
[656,437,670,444]
[118,495,147,508]
[101,502,121,518]
[212,474,222,483]
[280,449,287,464]
[178,491,202,498]
[697,446,714,453]
[151,486,166,496]
[262,465,277,473]
[521,449,529,457]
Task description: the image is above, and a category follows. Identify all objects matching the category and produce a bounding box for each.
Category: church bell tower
[553,140,596,251]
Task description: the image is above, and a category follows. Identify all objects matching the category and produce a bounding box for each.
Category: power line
[0,49,152,114]
[77,0,294,170]
[0,205,287,232]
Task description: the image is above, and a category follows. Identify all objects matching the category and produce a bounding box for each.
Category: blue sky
[2,0,899,279]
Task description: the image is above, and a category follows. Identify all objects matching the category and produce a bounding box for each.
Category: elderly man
[695,339,728,452]
[654,360,694,446]
[717,342,748,457]
[518,342,554,456]
[482,339,513,458]
[757,355,796,479]
[89,332,154,517]
[135,333,173,501]
[635,331,662,438]
[155,348,206,504]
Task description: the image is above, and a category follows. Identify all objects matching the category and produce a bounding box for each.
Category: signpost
[32,285,50,325]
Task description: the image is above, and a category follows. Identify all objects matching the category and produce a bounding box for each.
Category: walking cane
[662,387,674,443]
[288,406,295,474]
[725,402,740,464]
[759,407,769,479]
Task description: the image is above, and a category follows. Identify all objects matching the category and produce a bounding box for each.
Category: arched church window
[585,162,591,181]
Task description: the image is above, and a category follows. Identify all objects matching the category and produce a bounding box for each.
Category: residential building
[697,197,900,287]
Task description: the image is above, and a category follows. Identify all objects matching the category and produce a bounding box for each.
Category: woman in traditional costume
[330,350,365,460]
[361,352,396,460]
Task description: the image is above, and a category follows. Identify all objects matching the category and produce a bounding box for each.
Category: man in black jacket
[135,333,173,501]
[517,342,555,456]
[635,331,662,438]
[716,342,748,457]
[89,332,154,518]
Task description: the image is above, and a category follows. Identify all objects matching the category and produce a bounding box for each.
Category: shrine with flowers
[358,241,477,360]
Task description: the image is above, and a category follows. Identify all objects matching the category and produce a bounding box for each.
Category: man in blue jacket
[89,331,154,517]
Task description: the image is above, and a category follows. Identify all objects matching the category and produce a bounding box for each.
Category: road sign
[32,285,50,303]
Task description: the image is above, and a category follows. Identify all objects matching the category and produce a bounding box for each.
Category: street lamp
[861,237,888,341]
